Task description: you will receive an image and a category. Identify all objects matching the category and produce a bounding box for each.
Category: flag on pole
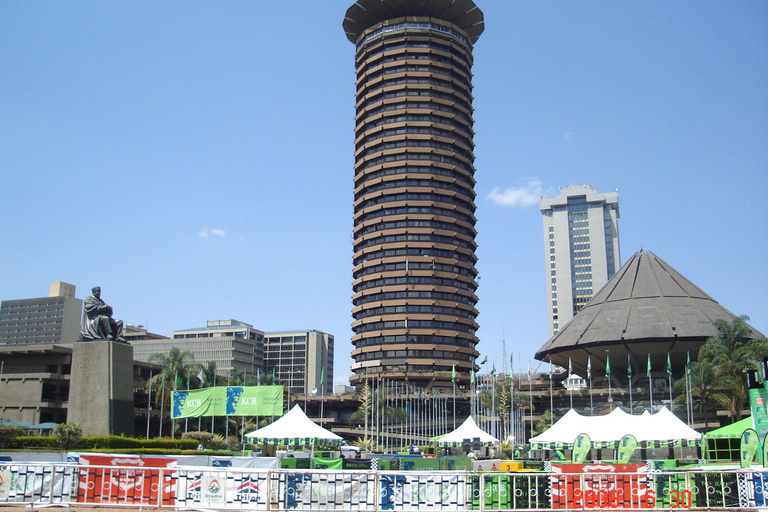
[528,362,532,382]
[666,353,672,375]
[627,355,632,380]
[605,356,611,378]
[197,370,204,384]
[568,357,572,375]
[491,363,496,376]
[451,363,456,383]
[647,354,652,377]
[471,369,475,384]
[320,367,325,386]
[481,356,488,365]
[256,368,261,386]
[174,371,182,390]
[587,356,592,380]
[186,373,190,390]
[686,352,691,375]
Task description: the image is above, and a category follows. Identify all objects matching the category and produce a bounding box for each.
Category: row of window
[354,303,476,321]
[357,42,471,79]
[357,89,472,122]
[353,261,476,281]
[355,233,476,253]
[355,218,475,239]
[355,164,473,189]
[356,350,475,362]
[361,63,471,90]
[358,113,472,142]
[354,275,477,294]
[359,139,473,165]
[354,191,474,216]
[355,204,475,227]
[355,319,476,334]
[358,97,471,128]
[356,36,471,70]
[356,177,474,202]
[354,246,476,267]
[354,289,477,308]
[360,21,469,47]
[358,77,470,109]
[354,333,476,349]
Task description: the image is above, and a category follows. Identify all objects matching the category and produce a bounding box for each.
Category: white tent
[530,407,701,449]
[435,416,499,446]
[244,404,344,447]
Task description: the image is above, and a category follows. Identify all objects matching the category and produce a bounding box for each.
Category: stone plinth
[68,340,134,436]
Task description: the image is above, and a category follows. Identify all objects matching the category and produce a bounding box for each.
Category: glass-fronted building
[540,185,621,337]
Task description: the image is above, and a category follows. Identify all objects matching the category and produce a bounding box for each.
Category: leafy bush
[17,436,58,449]
[0,426,24,448]
[54,423,83,450]
[78,436,198,450]
[181,431,213,448]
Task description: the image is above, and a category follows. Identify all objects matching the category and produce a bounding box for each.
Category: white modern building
[540,185,620,337]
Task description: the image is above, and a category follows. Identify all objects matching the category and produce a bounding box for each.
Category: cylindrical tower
[343,0,484,389]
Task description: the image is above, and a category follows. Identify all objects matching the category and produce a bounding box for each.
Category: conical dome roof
[535,250,764,378]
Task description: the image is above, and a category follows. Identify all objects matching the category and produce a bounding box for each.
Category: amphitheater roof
[535,250,764,377]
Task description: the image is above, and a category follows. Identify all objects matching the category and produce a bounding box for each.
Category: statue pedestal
[68,340,135,436]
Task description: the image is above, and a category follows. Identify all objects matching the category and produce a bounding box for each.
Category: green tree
[698,316,768,420]
[147,347,201,408]
[200,361,218,387]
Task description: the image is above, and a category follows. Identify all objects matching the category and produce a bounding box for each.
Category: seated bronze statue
[80,286,125,342]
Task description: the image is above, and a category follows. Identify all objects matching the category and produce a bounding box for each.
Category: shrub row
[3,434,198,451]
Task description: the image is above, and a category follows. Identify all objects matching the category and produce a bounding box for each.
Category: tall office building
[0,282,83,346]
[263,330,334,396]
[343,0,484,388]
[540,185,620,337]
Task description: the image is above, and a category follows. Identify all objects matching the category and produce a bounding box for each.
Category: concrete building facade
[0,282,83,346]
[130,319,264,378]
[540,185,620,337]
[343,0,484,388]
[263,330,334,396]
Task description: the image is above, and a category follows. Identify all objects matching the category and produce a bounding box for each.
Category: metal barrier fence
[1,462,768,511]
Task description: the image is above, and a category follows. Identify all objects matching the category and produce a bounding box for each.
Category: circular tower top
[343,0,485,45]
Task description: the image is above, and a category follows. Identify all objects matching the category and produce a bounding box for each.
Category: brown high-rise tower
[343,0,484,389]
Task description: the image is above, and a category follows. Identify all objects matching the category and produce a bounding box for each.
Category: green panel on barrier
[280,458,297,469]
[400,458,440,471]
[439,457,471,471]
[313,457,343,469]
[653,472,695,509]
[295,458,312,469]
[377,458,392,470]
[471,474,512,510]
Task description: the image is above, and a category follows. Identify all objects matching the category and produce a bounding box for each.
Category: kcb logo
[242,397,258,405]
[186,399,202,407]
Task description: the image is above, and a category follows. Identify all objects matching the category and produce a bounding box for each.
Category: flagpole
[628,354,633,415]
[528,362,533,441]
[568,357,573,409]
[549,359,554,426]
[510,354,514,444]
[606,356,612,411]
[588,356,593,416]
[146,369,153,440]
[159,372,165,438]
[667,353,673,407]
[647,354,654,413]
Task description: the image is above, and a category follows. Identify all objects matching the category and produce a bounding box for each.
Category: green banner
[172,386,283,419]
[741,428,759,469]
[617,434,638,463]
[572,433,591,463]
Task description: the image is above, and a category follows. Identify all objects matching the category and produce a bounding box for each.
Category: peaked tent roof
[536,250,764,376]
[244,404,343,446]
[705,417,754,439]
[436,416,499,446]
[530,407,701,448]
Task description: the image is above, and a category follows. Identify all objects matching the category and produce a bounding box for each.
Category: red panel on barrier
[77,455,177,505]
[550,463,654,510]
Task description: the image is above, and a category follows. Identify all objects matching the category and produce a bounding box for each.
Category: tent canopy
[436,416,499,446]
[705,417,753,440]
[530,407,701,449]
[244,404,343,447]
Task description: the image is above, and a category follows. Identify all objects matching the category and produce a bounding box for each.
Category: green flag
[470,369,475,384]
[627,355,632,380]
[667,353,672,375]
[451,363,456,383]
[175,371,183,390]
[647,354,652,377]
[605,356,611,378]
[320,367,325,386]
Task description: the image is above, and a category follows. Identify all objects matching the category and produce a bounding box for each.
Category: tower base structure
[68,340,135,436]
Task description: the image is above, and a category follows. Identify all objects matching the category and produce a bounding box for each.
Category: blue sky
[1,1,766,385]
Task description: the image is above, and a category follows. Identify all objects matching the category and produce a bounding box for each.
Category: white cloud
[198,228,226,239]
[487,179,543,208]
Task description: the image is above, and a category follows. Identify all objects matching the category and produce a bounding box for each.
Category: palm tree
[200,361,218,387]
[147,347,201,408]
[672,358,731,414]
[698,316,768,420]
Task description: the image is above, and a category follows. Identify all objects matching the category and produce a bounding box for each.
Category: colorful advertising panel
[172,386,283,418]
[76,454,176,506]
[550,463,653,510]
